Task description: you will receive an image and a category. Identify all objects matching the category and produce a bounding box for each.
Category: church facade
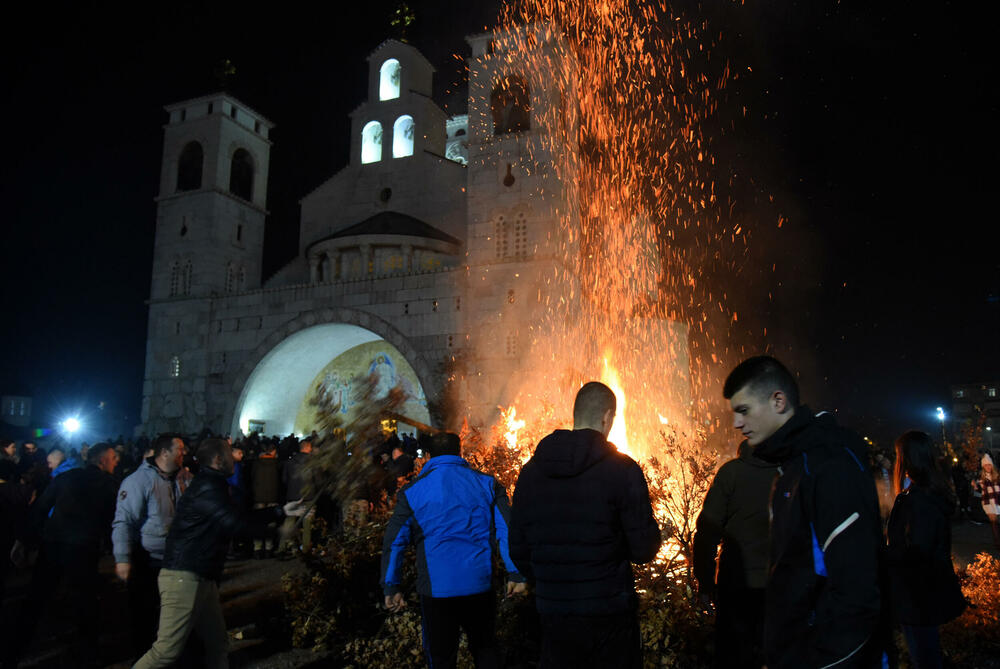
[141,29,586,437]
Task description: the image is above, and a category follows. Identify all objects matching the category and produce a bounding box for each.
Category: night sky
[1,1,996,444]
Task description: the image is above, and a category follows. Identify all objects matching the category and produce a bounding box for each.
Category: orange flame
[601,357,633,458]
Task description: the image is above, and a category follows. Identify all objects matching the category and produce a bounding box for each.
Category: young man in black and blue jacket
[380,431,525,668]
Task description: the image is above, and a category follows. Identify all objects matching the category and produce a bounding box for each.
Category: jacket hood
[532,429,617,478]
[751,405,817,464]
[738,440,780,468]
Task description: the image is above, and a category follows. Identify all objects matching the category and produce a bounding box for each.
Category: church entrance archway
[231,322,431,438]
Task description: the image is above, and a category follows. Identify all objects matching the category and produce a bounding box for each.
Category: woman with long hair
[980,453,1000,545]
[887,430,966,669]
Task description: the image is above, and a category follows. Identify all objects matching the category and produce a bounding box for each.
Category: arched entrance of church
[230,322,431,438]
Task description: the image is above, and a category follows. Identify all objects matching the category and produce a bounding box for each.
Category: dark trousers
[128,548,163,658]
[6,542,101,667]
[539,609,641,669]
[419,590,500,669]
[714,585,765,669]
[901,624,942,669]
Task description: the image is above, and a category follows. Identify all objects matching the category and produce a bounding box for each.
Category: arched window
[169,355,181,378]
[494,214,508,260]
[393,115,414,158]
[361,121,383,164]
[379,59,401,101]
[238,266,245,290]
[182,260,192,295]
[229,149,254,200]
[177,142,203,191]
[491,75,531,134]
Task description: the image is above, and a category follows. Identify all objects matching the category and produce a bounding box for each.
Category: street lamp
[936,407,946,445]
[987,426,994,448]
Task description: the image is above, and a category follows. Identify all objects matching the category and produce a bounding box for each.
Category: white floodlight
[63,417,81,433]
[935,407,945,422]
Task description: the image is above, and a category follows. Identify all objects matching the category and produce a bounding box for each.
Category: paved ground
[2,519,996,668]
[1,554,333,668]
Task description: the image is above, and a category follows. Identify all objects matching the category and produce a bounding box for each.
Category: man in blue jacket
[380,432,526,669]
[112,433,186,658]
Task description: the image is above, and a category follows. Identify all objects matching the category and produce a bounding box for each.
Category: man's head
[427,432,461,458]
[196,438,234,477]
[723,356,799,446]
[300,440,313,454]
[23,441,37,454]
[89,443,120,474]
[573,382,617,437]
[47,447,66,471]
[1,438,14,458]
[152,433,186,474]
[231,446,244,462]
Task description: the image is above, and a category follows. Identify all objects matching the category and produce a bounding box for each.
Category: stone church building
[141,28,596,437]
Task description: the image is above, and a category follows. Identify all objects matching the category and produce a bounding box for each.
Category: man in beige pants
[134,438,303,668]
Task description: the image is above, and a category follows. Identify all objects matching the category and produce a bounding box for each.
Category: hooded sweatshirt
[509,428,661,616]
[693,442,778,592]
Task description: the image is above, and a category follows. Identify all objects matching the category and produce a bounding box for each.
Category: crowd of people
[1,355,998,668]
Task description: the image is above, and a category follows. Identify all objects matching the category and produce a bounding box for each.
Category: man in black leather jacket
[133,438,303,669]
[724,356,884,669]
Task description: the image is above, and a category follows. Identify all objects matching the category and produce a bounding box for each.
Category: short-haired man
[6,443,120,667]
[381,432,526,668]
[133,438,303,669]
[509,381,661,668]
[112,433,186,658]
[723,356,883,668]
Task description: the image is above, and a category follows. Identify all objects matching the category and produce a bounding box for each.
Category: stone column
[309,254,320,283]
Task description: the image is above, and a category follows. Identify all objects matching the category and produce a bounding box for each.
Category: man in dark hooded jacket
[693,441,777,668]
[724,356,884,669]
[509,381,661,669]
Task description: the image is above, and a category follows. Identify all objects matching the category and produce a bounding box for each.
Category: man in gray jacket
[112,433,186,658]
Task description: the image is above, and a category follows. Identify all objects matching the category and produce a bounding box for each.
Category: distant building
[1,395,32,428]
[950,381,999,451]
[139,31,690,438]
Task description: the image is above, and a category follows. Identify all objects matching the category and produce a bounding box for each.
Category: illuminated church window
[393,115,414,158]
[362,121,383,164]
[380,59,401,101]
[169,356,181,378]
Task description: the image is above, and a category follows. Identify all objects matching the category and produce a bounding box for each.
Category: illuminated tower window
[362,121,383,164]
[169,356,181,378]
[379,59,401,100]
[393,115,414,158]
